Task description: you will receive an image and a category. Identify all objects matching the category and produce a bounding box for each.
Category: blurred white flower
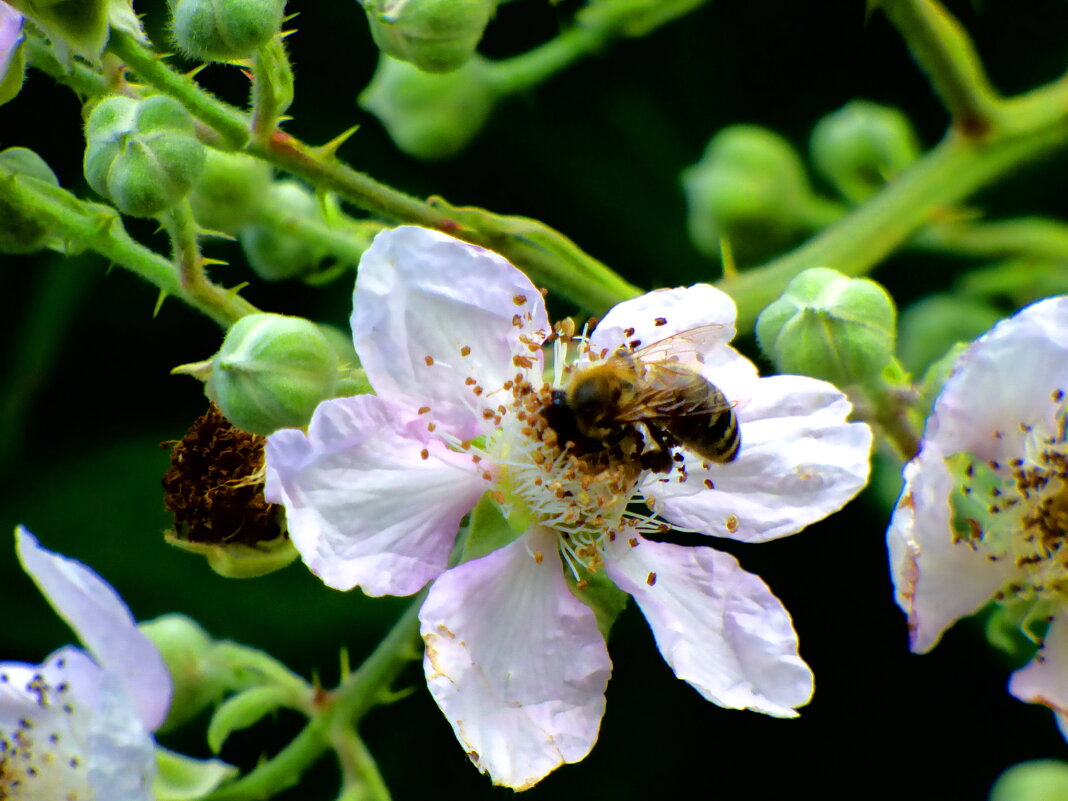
[1,527,172,800]
[888,296,1068,732]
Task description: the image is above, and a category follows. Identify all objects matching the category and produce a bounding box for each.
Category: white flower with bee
[265,226,873,790]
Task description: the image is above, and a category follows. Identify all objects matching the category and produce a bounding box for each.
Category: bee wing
[629,324,729,366]
[613,363,736,421]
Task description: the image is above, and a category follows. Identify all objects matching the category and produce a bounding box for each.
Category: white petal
[886,442,1016,653]
[352,226,550,439]
[929,295,1068,461]
[604,535,812,717]
[265,395,491,595]
[1010,612,1068,734]
[644,375,872,542]
[0,647,155,801]
[15,528,172,731]
[588,284,737,357]
[85,668,157,801]
[420,527,611,790]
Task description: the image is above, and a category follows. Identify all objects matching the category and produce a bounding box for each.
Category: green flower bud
[897,293,1002,375]
[238,180,328,280]
[756,267,897,385]
[83,95,206,217]
[362,0,496,74]
[681,126,815,263]
[189,148,272,234]
[990,761,1068,801]
[139,614,222,731]
[206,313,337,435]
[810,100,920,204]
[0,147,59,253]
[359,53,497,160]
[168,0,286,62]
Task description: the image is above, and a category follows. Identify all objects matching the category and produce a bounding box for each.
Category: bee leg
[639,424,675,474]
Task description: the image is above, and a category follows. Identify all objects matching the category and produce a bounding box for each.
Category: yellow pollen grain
[427,422,437,432]
[646,572,657,586]
[576,579,589,589]
[511,314,522,327]
[629,537,639,547]
[533,551,544,564]
[726,514,739,533]
[490,490,506,505]
[418,406,431,415]
[513,294,527,306]
[420,448,429,461]
[465,377,477,386]
[461,345,471,357]
[424,355,434,366]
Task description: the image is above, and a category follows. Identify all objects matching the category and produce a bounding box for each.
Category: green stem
[162,201,256,326]
[202,598,423,801]
[108,30,250,149]
[330,726,392,801]
[0,172,257,327]
[104,29,638,312]
[721,74,1068,331]
[252,199,384,267]
[916,217,1068,262]
[858,359,924,461]
[250,37,294,143]
[880,0,1001,136]
[487,25,609,95]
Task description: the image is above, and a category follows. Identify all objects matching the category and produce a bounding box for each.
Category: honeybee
[545,325,740,470]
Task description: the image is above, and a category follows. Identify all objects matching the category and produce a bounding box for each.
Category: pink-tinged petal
[929,296,1068,461]
[604,535,812,717]
[588,284,737,358]
[0,3,22,77]
[266,395,491,595]
[644,375,872,542]
[15,528,172,731]
[1010,613,1068,734]
[352,226,549,439]
[421,527,611,790]
[886,442,1016,653]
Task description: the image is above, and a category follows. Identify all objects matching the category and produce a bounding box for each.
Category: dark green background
[2,0,1068,797]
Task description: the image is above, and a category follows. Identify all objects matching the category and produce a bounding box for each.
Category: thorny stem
[106,29,640,313]
[879,0,1001,137]
[161,201,255,327]
[0,169,257,327]
[202,597,424,801]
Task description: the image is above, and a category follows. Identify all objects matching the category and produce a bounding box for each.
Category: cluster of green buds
[168,0,287,62]
[757,267,897,388]
[683,102,920,263]
[360,0,497,74]
[83,95,206,218]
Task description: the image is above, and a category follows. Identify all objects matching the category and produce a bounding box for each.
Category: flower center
[953,398,1068,603]
[0,668,85,800]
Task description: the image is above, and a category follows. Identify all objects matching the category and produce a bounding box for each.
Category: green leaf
[207,685,295,753]
[154,746,237,801]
